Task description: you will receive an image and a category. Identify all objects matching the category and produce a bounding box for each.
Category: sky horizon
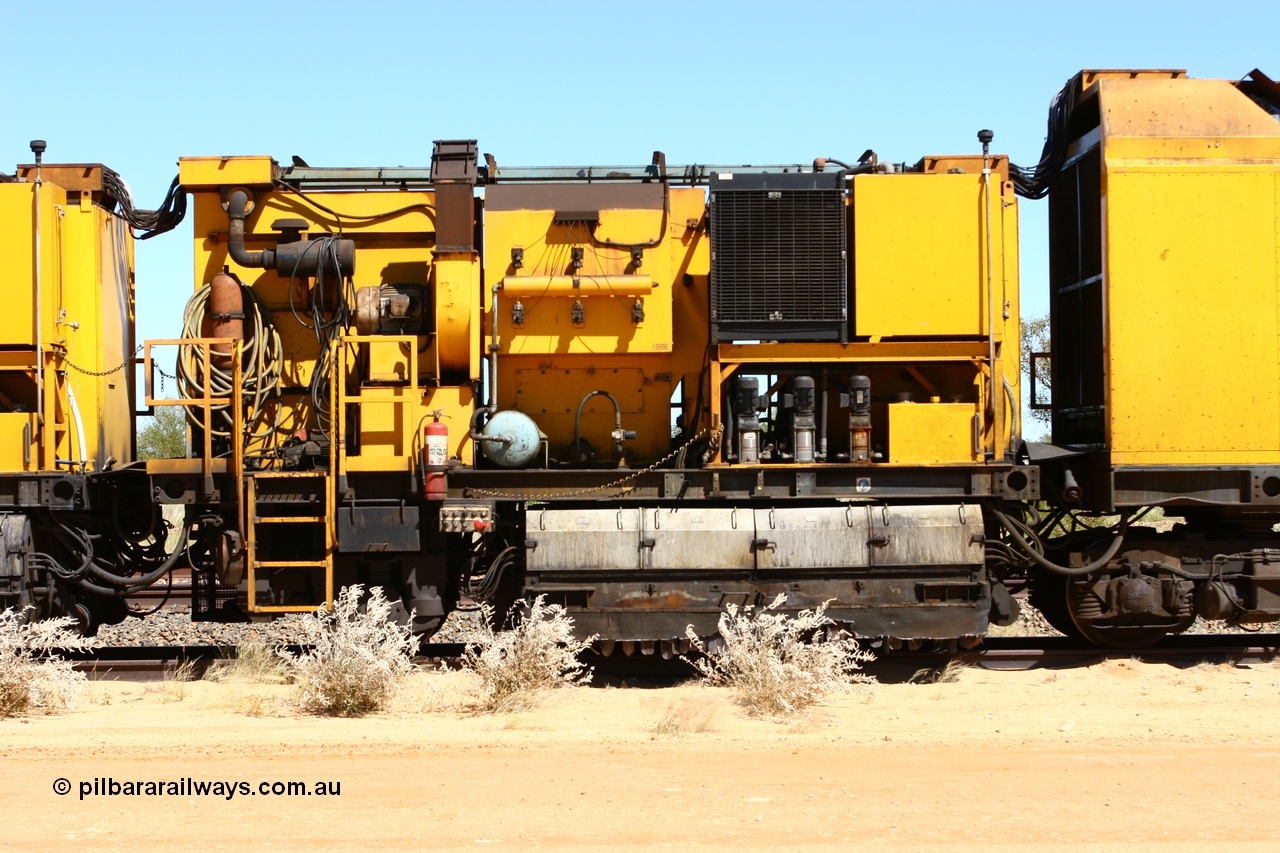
[4,1,1275,421]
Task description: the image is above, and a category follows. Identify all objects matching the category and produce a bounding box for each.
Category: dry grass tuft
[231,691,288,717]
[150,659,198,703]
[685,595,875,717]
[909,659,970,685]
[459,596,594,713]
[0,607,91,716]
[388,669,457,714]
[278,585,417,716]
[206,639,291,685]
[647,696,719,737]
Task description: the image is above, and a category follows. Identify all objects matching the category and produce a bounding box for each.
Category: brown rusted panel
[16,163,104,192]
[434,183,475,252]
[915,155,1009,180]
[431,140,479,252]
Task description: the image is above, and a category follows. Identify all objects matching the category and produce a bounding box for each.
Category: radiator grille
[710,172,847,342]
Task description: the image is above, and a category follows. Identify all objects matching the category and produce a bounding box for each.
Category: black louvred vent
[710,171,847,342]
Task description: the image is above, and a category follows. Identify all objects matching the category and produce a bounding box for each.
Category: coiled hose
[178,282,284,454]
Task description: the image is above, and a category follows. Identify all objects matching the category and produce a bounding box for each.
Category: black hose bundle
[1009,84,1072,200]
[100,168,187,240]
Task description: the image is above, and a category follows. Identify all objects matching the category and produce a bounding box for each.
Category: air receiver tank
[480,410,545,468]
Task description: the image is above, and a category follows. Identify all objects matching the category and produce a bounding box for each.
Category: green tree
[136,406,188,460]
[1020,314,1051,433]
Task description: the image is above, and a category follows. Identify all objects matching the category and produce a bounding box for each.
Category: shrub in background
[0,608,91,716]
[461,596,594,712]
[685,595,874,716]
[278,585,416,716]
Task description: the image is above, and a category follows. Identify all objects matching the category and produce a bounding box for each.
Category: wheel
[1065,575,1171,650]
[1027,566,1083,639]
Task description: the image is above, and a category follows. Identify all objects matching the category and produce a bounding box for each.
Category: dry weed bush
[461,596,594,713]
[0,607,91,716]
[686,595,875,716]
[278,585,416,716]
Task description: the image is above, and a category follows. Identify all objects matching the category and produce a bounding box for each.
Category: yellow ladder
[244,470,333,613]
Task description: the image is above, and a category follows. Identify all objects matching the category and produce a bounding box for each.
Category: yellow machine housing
[177,156,478,470]
[1048,70,1280,466]
[482,183,709,464]
[174,152,482,615]
[0,164,135,473]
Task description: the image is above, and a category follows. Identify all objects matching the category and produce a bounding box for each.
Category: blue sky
[4,0,1276,344]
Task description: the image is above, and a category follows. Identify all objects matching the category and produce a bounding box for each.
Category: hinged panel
[525,508,641,572]
[867,504,984,567]
[752,506,870,571]
[642,507,753,570]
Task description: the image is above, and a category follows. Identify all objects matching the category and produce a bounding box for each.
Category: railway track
[66,634,1280,681]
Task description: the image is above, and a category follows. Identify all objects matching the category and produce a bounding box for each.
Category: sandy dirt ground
[3,657,1280,852]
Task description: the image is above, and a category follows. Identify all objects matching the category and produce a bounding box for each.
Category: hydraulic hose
[992,508,1128,577]
[61,522,191,594]
[179,281,283,452]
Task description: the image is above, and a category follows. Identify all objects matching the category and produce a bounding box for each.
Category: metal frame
[143,338,243,500]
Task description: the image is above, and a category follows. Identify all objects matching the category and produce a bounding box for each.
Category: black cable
[283,235,355,437]
[1009,85,1072,200]
[126,570,174,617]
[272,180,435,232]
[101,170,187,239]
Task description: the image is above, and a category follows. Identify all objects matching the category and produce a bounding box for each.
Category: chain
[56,345,143,378]
[468,425,723,501]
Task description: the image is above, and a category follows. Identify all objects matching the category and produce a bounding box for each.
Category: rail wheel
[1064,574,1172,650]
[1026,566,1083,640]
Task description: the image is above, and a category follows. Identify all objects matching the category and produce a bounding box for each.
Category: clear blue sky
[3,0,1276,345]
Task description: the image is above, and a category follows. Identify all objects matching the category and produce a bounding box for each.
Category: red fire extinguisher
[422,408,449,499]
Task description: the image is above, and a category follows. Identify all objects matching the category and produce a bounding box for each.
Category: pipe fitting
[225,189,355,277]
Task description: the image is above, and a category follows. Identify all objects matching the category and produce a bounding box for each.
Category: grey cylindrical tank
[481,410,544,468]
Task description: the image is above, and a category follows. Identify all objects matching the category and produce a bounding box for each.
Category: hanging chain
[468,425,723,500]
[55,345,142,377]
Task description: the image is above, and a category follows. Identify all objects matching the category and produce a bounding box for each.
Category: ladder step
[248,471,328,479]
[253,560,330,569]
[254,516,325,524]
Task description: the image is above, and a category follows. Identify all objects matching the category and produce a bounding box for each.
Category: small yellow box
[888,402,977,464]
[179,156,276,189]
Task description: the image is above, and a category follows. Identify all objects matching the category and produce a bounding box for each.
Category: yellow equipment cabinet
[1047,70,1280,474]
[708,157,1021,467]
[0,162,135,473]
[481,182,709,464]
[852,165,1013,339]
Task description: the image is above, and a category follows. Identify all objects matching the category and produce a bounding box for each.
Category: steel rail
[58,634,1280,680]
